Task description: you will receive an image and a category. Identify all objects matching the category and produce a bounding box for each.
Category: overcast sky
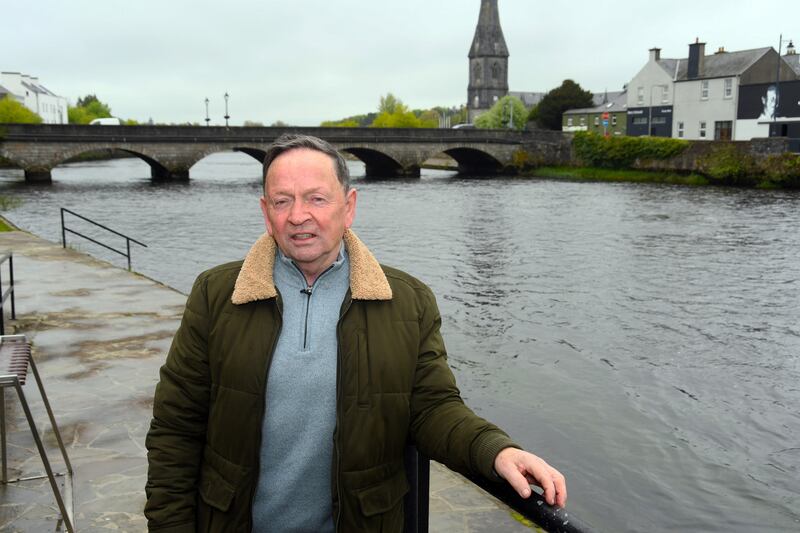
[3,0,797,126]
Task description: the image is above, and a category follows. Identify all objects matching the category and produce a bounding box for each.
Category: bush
[573,132,689,168]
[761,152,800,188]
[697,143,760,186]
[0,98,42,124]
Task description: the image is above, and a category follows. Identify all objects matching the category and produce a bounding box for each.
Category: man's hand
[493,447,567,507]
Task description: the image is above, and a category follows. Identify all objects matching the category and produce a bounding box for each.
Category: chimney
[688,38,706,79]
[649,47,661,62]
[715,46,726,54]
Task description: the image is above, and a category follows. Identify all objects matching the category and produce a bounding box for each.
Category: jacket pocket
[355,468,409,517]
[198,445,246,512]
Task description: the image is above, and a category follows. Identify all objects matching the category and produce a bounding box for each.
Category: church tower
[467,0,509,122]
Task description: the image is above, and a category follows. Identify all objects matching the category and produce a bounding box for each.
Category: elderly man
[145,134,566,532]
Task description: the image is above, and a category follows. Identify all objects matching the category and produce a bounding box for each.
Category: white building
[625,48,677,137]
[0,72,68,124]
[671,42,796,141]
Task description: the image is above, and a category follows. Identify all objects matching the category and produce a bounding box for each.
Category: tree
[370,94,421,128]
[68,94,113,124]
[379,93,400,114]
[474,95,527,130]
[531,80,594,130]
[0,97,43,124]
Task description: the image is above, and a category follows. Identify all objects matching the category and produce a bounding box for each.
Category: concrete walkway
[0,229,538,532]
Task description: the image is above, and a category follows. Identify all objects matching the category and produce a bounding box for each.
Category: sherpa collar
[231,229,392,304]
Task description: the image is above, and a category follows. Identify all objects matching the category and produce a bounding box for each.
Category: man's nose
[287,199,310,225]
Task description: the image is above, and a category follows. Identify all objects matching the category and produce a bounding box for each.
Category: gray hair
[262,134,350,194]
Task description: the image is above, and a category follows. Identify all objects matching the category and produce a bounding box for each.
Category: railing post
[8,254,14,320]
[60,208,66,248]
[126,239,131,271]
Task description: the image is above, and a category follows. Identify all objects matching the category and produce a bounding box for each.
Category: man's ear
[260,196,273,235]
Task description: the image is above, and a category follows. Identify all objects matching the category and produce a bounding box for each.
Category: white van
[89,117,123,125]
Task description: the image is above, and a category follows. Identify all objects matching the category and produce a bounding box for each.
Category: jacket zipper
[294,262,336,351]
[301,286,312,349]
[247,295,283,530]
[333,293,353,533]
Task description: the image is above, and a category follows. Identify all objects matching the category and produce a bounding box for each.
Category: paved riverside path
[0,229,539,532]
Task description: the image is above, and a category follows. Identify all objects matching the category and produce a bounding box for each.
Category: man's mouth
[292,233,315,241]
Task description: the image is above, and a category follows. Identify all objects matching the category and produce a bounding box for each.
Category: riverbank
[529,165,710,186]
[0,226,541,532]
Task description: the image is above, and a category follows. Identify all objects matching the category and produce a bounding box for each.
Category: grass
[529,166,710,186]
[0,217,14,232]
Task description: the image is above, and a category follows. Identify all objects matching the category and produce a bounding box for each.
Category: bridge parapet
[0,124,549,183]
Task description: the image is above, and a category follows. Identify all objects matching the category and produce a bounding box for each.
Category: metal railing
[403,447,596,533]
[60,208,147,271]
[0,253,15,335]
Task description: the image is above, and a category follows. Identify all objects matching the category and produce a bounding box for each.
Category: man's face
[260,148,356,282]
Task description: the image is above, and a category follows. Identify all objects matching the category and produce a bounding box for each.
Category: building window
[724,78,733,99]
[474,63,482,83]
[611,115,617,126]
[637,86,644,105]
[661,86,669,103]
[701,80,709,100]
[493,95,498,102]
[594,116,599,126]
[652,117,667,124]
[699,121,707,138]
[678,121,684,138]
[491,62,500,80]
[567,117,573,127]
[633,117,648,125]
[473,95,479,108]
[580,117,586,126]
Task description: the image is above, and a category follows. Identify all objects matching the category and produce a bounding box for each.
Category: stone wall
[632,137,792,172]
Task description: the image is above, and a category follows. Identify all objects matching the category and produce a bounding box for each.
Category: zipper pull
[301,287,312,295]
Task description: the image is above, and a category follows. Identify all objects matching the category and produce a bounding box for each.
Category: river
[1,153,798,532]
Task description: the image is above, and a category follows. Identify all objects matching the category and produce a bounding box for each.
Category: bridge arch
[40,145,174,180]
[441,147,504,175]
[233,147,267,164]
[339,147,414,178]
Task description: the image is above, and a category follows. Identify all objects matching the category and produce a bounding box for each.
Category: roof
[509,91,545,107]
[21,80,55,96]
[784,54,800,75]
[673,47,772,80]
[564,90,628,115]
[0,84,10,96]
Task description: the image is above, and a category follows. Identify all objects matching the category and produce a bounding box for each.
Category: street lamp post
[224,92,230,127]
[204,98,210,127]
[774,34,793,128]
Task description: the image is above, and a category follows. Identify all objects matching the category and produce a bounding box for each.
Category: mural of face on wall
[758,85,777,121]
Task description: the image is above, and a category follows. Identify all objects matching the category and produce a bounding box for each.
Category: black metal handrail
[403,446,596,533]
[0,253,16,335]
[60,208,147,271]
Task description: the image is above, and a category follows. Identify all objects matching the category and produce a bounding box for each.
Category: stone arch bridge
[0,124,570,183]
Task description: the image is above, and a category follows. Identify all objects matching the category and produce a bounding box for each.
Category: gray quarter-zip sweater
[252,245,349,532]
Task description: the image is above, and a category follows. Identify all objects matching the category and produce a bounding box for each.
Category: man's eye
[311,196,327,204]
[272,199,289,208]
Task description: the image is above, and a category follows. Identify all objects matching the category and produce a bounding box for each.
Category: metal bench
[0,334,74,532]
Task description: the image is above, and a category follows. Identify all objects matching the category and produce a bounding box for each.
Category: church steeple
[467,0,509,122]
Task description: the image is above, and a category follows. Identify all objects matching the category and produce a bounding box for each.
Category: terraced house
[562,90,628,136]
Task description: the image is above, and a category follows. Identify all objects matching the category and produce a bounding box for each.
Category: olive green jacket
[145,229,515,532]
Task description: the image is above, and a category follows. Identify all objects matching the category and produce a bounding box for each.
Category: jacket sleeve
[408,285,518,481]
[144,274,213,531]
